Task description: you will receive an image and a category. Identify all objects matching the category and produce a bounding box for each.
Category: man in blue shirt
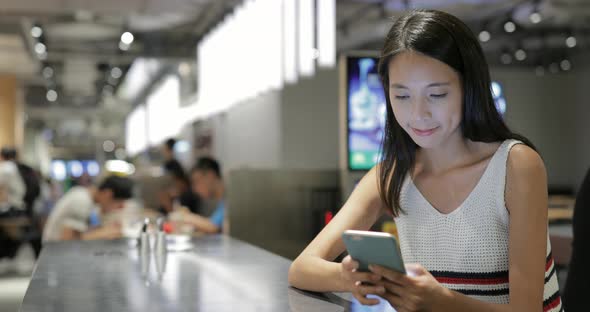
[172,157,224,234]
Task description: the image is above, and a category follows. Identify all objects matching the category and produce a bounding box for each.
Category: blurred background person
[0,147,25,217]
[42,175,133,242]
[162,138,183,170]
[170,157,224,234]
[158,158,201,216]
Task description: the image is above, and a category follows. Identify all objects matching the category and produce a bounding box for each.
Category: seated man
[172,157,225,234]
[42,175,133,242]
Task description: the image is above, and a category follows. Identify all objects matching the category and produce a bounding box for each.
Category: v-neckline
[409,140,507,216]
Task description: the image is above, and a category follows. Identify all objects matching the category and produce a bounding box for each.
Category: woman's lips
[411,127,439,137]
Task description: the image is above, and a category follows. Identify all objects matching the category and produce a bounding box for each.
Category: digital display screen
[347,56,386,171]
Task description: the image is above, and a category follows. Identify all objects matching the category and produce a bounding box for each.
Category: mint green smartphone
[342,230,406,274]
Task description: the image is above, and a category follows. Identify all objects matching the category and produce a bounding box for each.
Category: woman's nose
[410,98,431,121]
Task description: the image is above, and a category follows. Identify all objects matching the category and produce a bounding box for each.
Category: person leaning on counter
[289,9,561,312]
[170,157,225,234]
[42,175,133,242]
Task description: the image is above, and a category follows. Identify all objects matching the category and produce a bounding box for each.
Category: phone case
[342,230,406,273]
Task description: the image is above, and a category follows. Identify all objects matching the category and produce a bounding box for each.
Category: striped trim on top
[431,253,561,311]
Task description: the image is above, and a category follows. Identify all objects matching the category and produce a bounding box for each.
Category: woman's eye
[430,93,448,98]
[394,95,409,100]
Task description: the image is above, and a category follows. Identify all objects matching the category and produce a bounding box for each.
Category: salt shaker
[140,218,151,278]
[154,217,167,277]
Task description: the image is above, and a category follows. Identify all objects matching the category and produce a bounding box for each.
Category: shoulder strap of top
[492,139,524,217]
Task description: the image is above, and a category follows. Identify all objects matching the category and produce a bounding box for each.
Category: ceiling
[0,0,241,155]
[0,0,587,157]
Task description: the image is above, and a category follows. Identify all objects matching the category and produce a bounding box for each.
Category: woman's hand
[341,255,387,305]
[369,263,446,312]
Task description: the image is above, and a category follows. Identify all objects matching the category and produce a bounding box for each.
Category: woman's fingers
[369,264,411,285]
[352,283,383,306]
[352,292,381,306]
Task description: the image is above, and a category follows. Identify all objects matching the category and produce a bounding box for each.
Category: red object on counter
[324,211,333,225]
[163,222,174,234]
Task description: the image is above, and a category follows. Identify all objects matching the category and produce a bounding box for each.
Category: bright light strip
[69,160,83,178]
[193,0,284,121]
[283,0,297,83]
[118,58,161,101]
[51,160,66,181]
[298,0,315,76]
[125,105,147,156]
[105,160,135,175]
[86,161,100,177]
[268,0,283,90]
[147,75,181,145]
[317,0,336,67]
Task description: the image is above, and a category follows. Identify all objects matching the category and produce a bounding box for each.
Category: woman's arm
[288,167,387,292]
[502,144,548,311]
[369,144,549,312]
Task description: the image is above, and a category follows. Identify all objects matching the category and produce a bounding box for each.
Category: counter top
[20,235,388,312]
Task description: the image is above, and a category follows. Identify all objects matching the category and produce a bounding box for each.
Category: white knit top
[395,140,562,311]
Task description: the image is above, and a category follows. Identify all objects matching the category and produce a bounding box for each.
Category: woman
[289,10,561,312]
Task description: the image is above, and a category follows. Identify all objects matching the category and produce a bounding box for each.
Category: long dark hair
[377,10,534,216]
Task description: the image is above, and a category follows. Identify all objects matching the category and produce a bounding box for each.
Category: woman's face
[388,51,463,149]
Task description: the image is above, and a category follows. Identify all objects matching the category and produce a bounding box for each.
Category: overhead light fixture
[30,26,43,38]
[478,30,491,42]
[34,42,46,54]
[504,20,516,33]
[566,35,577,48]
[529,0,542,24]
[111,67,122,79]
[46,89,58,102]
[560,59,571,71]
[42,66,54,79]
[103,140,115,152]
[529,12,542,24]
[515,49,527,61]
[121,32,134,45]
[115,148,127,160]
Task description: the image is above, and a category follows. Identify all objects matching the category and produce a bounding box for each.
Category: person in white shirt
[42,175,133,242]
[0,148,25,213]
